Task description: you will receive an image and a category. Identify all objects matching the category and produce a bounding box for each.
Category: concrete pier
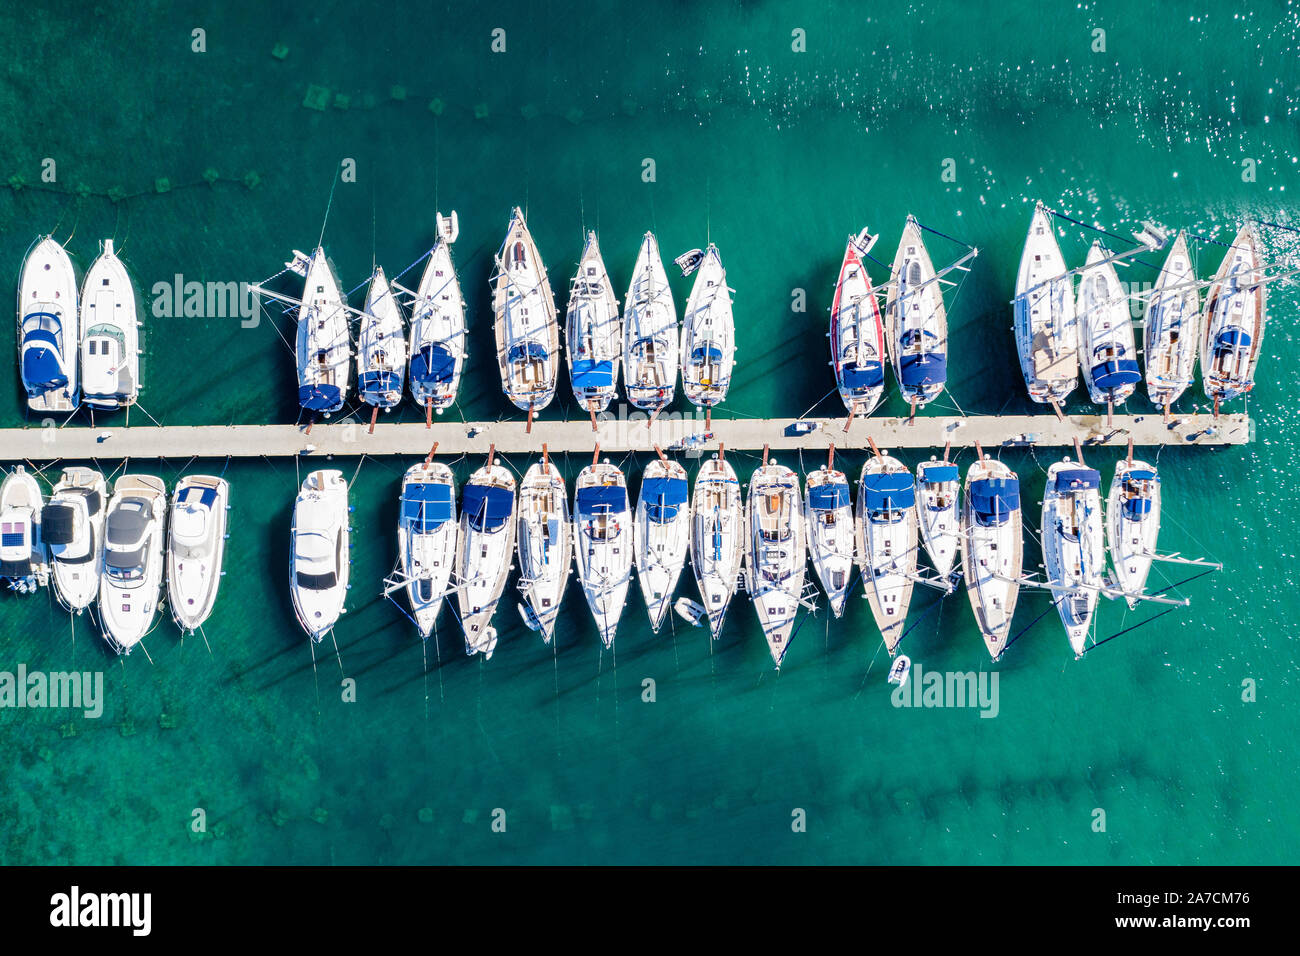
[0,412,1249,461]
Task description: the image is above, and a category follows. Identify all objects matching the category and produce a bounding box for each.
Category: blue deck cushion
[899,352,947,388]
[403,482,454,532]
[299,383,343,411]
[918,463,959,484]
[576,484,627,517]
[641,476,688,523]
[861,471,915,511]
[808,482,851,511]
[1124,469,1158,483]
[1091,359,1140,391]
[840,361,884,390]
[462,483,513,533]
[410,345,455,385]
[508,343,549,365]
[360,369,402,396]
[178,486,218,508]
[571,358,615,391]
[970,477,1019,527]
[1053,468,1100,493]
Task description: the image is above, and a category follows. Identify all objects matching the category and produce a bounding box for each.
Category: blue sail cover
[462,484,513,532]
[576,484,626,517]
[299,383,343,411]
[918,463,959,484]
[360,369,402,397]
[861,472,915,511]
[900,353,947,388]
[970,477,1019,526]
[1091,359,1140,391]
[840,362,884,390]
[571,359,615,390]
[1053,468,1100,492]
[411,345,455,385]
[402,482,454,532]
[808,482,851,511]
[641,477,688,522]
[508,343,548,364]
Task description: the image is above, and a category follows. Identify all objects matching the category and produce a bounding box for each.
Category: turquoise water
[0,0,1297,864]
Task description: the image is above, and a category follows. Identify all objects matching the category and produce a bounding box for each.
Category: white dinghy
[18,236,79,413]
[100,474,168,653]
[634,449,691,632]
[167,475,230,633]
[44,466,106,611]
[516,446,571,642]
[290,469,350,643]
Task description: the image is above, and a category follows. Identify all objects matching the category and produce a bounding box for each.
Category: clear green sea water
[0,0,1297,864]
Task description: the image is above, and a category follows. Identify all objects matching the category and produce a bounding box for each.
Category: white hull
[399,462,458,638]
[296,248,351,415]
[574,462,632,647]
[634,458,690,632]
[856,456,918,655]
[831,238,886,417]
[357,268,406,409]
[916,459,960,578]
[18,236,79,413]
[624,232,679,412]
[1077,241,1139,406]
[1143,231,1200,408]
[1014,203,1077,404]
[457,464,517,658]
[960,458,1022,660]
[409,238,466,411]
[290,469,350,642]
[0,466,49,594]
[1106,460,1161,609]
[689,456,744,638]
[167,475,229,632]
[493,208,559,413]
[745,463,805,667]
[681,244,734,408]
[516,462,571,641]
[46,466,106,611]
[1201,224,1265,404]
[885,217,948,406]
[100,474,168,653]
[566,232,622,415]
[80,239,140,409]
[803,467,854,617]
[1042,461,1104,657]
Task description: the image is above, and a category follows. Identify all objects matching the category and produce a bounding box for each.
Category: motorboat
[100,474,168,653]
[289,469,350,643]
[79,239,140,409]
[633,454,691,632]
[573,458,633,647]
[167,475,230,633]
[623,232,679,415]
[17,235,79,413]
[43,466,106,611]
[0,465,49,594]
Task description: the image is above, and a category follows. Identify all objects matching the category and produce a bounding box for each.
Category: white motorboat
[681,244,734,413]
[855,454,918,655]
[915,457,961,578]
[397,460,458,638]
[802,450,854,617]
[0,466,49,594]
[689,452,744,638]
[566,232,622,420]
[960,455,1022,660]
[43,466,106,611]
[408,212,466,414]
[830,232,886,420]
[1201,224,1266,407]
[1106,459,1161,610]
[1143,230,1200,410]
[167,475,230,633]
[357,267,406,410]
[289,469,350,643]
[745,456,806,667]
[1077,241,1140,408]
[493,207,559,418]
[17,235,79,413]
[623,232,679,415]
[1042,460,1104,657]
[100,474,168,653]
[79,239,140,409]
[294,248,351,416]
[573,458,633,647]
[1014,202,1078,406]
[885,217,948,409]
[634,455,691,632]
[516,453,571,641]
[674,596,706,626]
[456,456,517,658]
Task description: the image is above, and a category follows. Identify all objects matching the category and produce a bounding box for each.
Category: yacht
[885,217,948,408]
[357,268,406,411]
[960,455,1022,660]
[289,470,350,643]
[398,460,458,638]
[1106,459,1161,609]
[745,455,806,667]
[681,244,735,414]
[831,232,886,419]
[0,466,49,594]
[634,455,691,632]
[1201,224,1266,408]
[79,239,140,409]
[1042,460,1104,657]
[573,458,633,647]
[689,452,744,638]
[1014,202,1078,406]
[566,232,622,420]
[456,455,517,658]
[1143,230,1200,410]
[515,454,571,641]
[915,458,961,578]
[802,450,854,617]
[294,248,351,416]
[408,212,466,414]
[43,466,106,611]
[623,232,679,415]
[493,208,559,419]
[1077,242,1140,408]
[100,474,168,653]
[167,476,230,633]
[17,235,79,413]
[855,454,918,655]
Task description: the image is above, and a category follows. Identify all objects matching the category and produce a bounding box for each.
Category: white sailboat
[745,454,806,667]
[100,474,168,653]
[623,232,679,415]
[167,475,230,633]
[17,235,79,413]
[294,248,351,416]
[573,457,633,647]
[1201,224,1266,408]
[0,466,49,594]
[289,469,350,643]
[830,232,886,420]
[566,232,622,421]
[681,244,735,414]
[43,466,106,611]
[1014,202,1078,406]
[634,454,691,632]
[1106,458,1161,609]
[1143,230,1200,410]
[960,455,1022,660]
[493,207,560,421]
[397,459,458,638]
[1042,459,1104,657]
[915,457,961,577]
[356,267,406,411]
[689,451,744,639]
[1077,241,1140,408]
[886,217,948,409]
[408,212,466,415]
[516,451,571,641]
[456,454,517,658]
[855,453,918,655]
[79,239,140,409]
[802,447,854,617]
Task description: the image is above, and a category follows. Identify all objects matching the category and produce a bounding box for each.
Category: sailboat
[289,469,350,643]
[408,212,467,415]
[456,453,517,658]
[100,474,168,653]
[43,466,106,611]
[1106,458,1161,608]
[855,453,918,655]
[830,232,886,420]
[915,457,961,577]
[689,451,744,638]
[960,454,1022,660]
[885,217,948,409]
[1201,224,1266,408]
[79,239,140,409]
[566,232,622,421]
[634,453,691,632]
[515,451,571,641]
[573,456,633,647]
[1042,459,1104,657]
[623,232,679,415]
[1077,241,1140,408]
[1014,202,1078,407]
[1144,230,1200,410]
[17,235,79,413]
[0,466,49,594]
[745,453,806,667]
[356,267,406,411]
[493,207,560,421]
[397,460,458,638]
[681,244,735,415]
[167,475,230,633]
[802,447,854,617]
[293,248,351,416]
